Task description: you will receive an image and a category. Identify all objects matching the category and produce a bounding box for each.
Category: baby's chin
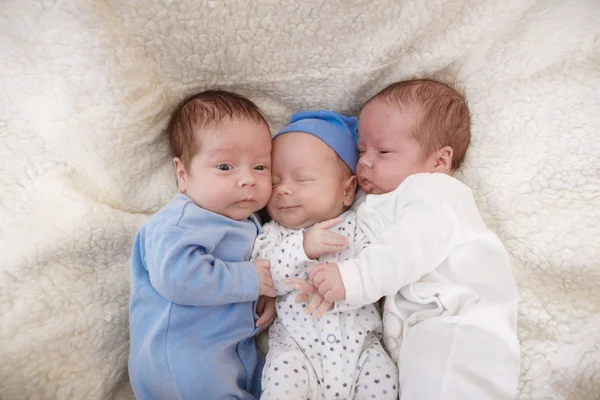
[274,217,313,230]
[221,204,264,221]
[360,182,393,195]
[269,211,313,230]
[360,184,380,195]
[367,188,384,195]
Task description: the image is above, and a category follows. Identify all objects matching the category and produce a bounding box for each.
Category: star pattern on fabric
[259,217,397,399]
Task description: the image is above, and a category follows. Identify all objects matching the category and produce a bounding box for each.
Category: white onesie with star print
[253,210,398,400]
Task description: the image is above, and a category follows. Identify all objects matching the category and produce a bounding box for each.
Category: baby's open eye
[254,165,267,171]
[217,164,231,171]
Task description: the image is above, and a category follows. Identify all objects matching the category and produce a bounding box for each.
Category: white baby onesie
[253,210,398,400]
[339,173,521,400]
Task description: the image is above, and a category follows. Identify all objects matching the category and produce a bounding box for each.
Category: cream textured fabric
[1,1,598,399]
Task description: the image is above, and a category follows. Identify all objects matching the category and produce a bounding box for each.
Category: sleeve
[330,300,365,313]
[353,224,371,256]
[328,224,372,313]
[338,202,455,307]
[144,226,259,306]
[252,222,314,296]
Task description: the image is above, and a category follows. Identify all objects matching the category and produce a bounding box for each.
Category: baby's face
[267,132,354,230]
[356,100,434,194]
[175,117,272,220]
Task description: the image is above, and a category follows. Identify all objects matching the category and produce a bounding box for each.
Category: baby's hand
[285,278,333,318]
[303,217,347,259]
[253,259,276,297]
[255,295,276,333]
[309,263,346,303]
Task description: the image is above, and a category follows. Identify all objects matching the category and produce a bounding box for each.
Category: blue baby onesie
[129,193,263,400]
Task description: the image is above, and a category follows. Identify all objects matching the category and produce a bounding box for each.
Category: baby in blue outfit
[128,90,277,400]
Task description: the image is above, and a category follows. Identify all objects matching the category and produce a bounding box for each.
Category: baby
[252,110,398,400]
[128,90,277,400]
[309,80,521,399]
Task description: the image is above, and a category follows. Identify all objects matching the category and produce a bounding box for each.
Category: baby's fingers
[261,285,276,297]
[304,294,323,315]
[309,264,326,282]
[285,278,318,294]
[256,302,275,327]
[314,217,343,231]
[319,243,348,255]
[315,301,333,318]
[321,231,348,246]
[262,275,273,288]
[323,288,341,303]
[255,311,269,327]
[311,271,326,288]
[295,292,308,304]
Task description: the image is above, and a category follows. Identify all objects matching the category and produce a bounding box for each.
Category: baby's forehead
[362,97,423,118]
[273,133,345,170]
[359,101,421,137]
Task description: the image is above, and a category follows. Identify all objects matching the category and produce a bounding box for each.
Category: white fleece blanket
[1,0,599,399]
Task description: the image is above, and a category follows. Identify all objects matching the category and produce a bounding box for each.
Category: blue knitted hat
[274,110,359,173]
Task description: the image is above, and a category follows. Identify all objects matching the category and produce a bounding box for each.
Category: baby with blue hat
[275,110,359,173]
[252,110,398,399]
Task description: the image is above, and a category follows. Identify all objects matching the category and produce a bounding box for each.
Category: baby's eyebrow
[206,148,231,156]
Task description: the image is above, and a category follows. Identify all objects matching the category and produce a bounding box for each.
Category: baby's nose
[239,175,257,187]
[276,184,293,196]
[359,156,374,168]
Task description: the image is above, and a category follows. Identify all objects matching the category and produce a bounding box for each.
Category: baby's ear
[343,175,358,207]
[173,157,188,193]
[432,146,454,174]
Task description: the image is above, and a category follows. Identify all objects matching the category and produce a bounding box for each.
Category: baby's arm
[328,224,372,311]
[252,222,314,296]
[353,222,371,255]
[145,227,259,306]
[292,224,373,315]
[328,203,453,307]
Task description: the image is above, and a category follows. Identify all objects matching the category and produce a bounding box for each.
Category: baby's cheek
[259,191,271,208]
[262,180,273,198]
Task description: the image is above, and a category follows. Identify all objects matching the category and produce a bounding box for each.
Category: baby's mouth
[359,176,374,192]
[235,196,254,205]
[280,205,298,209]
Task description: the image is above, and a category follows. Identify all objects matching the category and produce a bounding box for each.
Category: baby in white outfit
[308,80,521,399]
[253,110,398,400]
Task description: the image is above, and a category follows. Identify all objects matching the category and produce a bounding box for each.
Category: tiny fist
[309,264,324,281]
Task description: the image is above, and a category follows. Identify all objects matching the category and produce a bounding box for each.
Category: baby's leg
[354,342,399,400]
[398,320,520,399]
[261,348,317,400]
